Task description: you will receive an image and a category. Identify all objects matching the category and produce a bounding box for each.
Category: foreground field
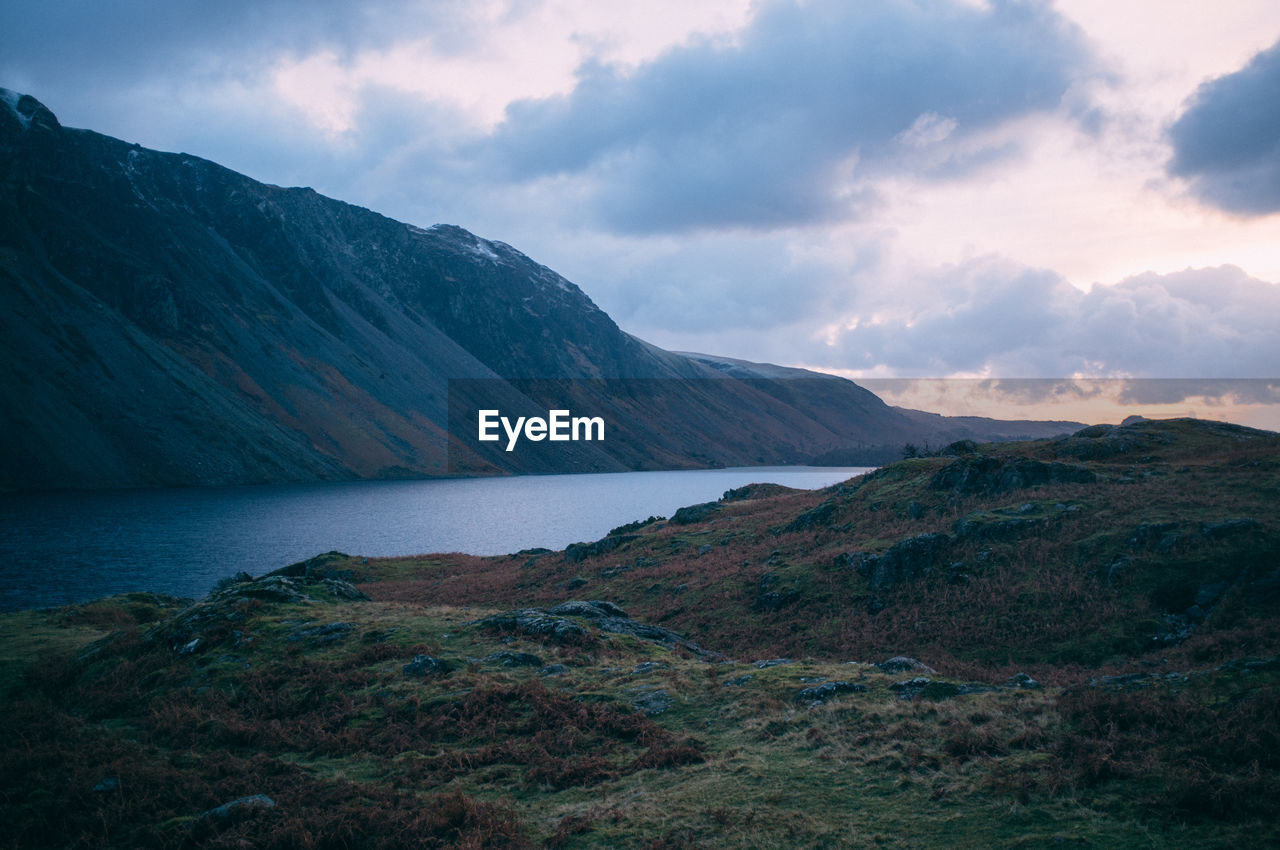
[2,418,1278,847]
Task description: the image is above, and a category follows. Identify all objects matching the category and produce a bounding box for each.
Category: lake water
[0,466,870,612]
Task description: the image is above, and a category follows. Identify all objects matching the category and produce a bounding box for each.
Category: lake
[0,466,870,612]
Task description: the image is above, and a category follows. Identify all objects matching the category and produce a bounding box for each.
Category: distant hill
[0,89,1078,491]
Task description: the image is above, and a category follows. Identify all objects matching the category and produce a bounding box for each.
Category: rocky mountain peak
[0,88,61,136]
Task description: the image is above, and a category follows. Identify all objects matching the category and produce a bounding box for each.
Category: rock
[232,575,315,604]
[1130,522,1180,548]
[288,621,355,644]
[1052,422,1173,460]
[868,533,950,589]
[781,499,839,532]
[486,650,544,668]
[670,502,720,525]
[1201,518,1261,539]
[833,551,878,574]
[477,601,721,658]
[1005,672,1041,689]
[632,661,664,675]
[930,456,1095,495]
[876,656,936,674]
[318,578,368,601]
[269,551,353,581]
[93,777,120,793]
[907,500,925,520]
[889,677,933,700]
[564,576,588,590]
[564,534,637,562]
[697,544,714,557]
[201,794,276,822]
[1194,582,1230,608]
[1105,556,1131,585]
[473,609,584,643]
[538,664,569,676]
[632,689,672,716]
[755,658,795,669]
[755,572,799,611]
[1152,613,1195,646]
[722,483,792,502]
[893,678,992,701]
[953,511,1045,543]
[402,654,453,677]
[1091,672,1154,690]
[548,600,628,619]
[607,516,663,536]
[795,681,865,705]
[722,674,754,687]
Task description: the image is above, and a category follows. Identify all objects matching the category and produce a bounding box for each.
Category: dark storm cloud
[1168,37,1280,215]
[0,0,449,82]
[484,0,1095,234]
[818,263,1280,378]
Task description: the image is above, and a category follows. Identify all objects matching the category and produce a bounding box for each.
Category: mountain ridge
[1,89,1078,492]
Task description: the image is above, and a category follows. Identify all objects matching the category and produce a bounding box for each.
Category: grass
[1,418,1278,847]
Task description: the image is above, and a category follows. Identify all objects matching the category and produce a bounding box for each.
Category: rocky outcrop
[856,534,952,589]
[402,655,454,677]
[670,502,721,525]
[473,600,722,659]
[876,656,937,675]
[564,535,637,562]
[931,456,1095,495]
[780,499,840,532]
[795,681,865,705]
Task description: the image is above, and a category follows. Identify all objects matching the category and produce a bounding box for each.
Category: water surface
[0,466,870,611]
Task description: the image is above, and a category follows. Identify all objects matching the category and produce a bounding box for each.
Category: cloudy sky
[3,0,1279,420]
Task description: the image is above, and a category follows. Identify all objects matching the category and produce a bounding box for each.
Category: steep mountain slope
[1,89,1075,491]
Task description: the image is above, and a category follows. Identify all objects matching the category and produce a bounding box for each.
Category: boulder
[876,656,936,674]
[670,502,721,525]
[287,621,355,644]
[632,689,673,716]
[868,534,950,589]
[402,654,453,677]
[486,650,544,668]
[564,534,637,562]
[201,794,276,822]
[1201,518,1261,540]
[781,499,839,533]
[795,681,865,705]
[476,601,721,658]
[930,456,1094,495]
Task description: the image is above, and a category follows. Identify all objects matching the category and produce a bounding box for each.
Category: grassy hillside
[2,418,1278,847]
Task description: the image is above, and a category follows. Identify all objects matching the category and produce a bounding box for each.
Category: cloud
[0,0,439,82]
[1168,36,1280,215]
[484,0,1095,234]
[813,262,1280,378]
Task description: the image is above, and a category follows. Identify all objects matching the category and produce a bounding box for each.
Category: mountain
[0,89,1077,492]
[3,419,1277,846]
